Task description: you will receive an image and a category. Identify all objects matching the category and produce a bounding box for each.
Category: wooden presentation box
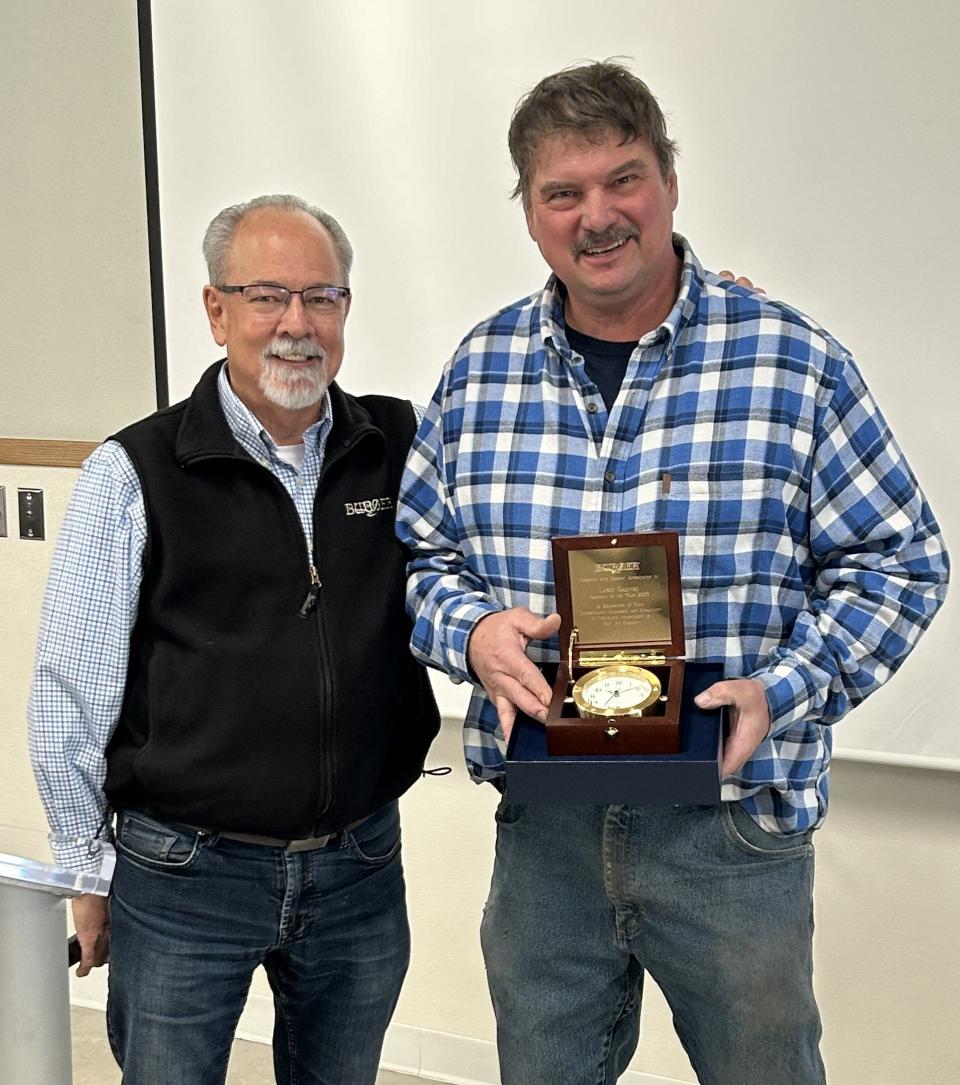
[546,531,687,756]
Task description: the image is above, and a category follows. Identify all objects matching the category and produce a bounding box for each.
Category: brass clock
[570,663,662,718]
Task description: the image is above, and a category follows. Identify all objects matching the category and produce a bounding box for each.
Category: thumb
[537,612,562,637]
[515,610,561,641]
[694,681,735,708]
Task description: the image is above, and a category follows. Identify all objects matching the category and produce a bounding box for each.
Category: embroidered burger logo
[344,496,394,517]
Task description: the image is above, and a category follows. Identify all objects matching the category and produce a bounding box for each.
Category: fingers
[496,696,517,741]
[499,670,552,723]
[717,270,765,294]
[77,939,100,975]
[77,927,109,975]
[721,716,769,777]
[71,893,110,976]
[468,608,560,727]
[695,679,772,777]
[508,615,560,715]
[719,269,751,287]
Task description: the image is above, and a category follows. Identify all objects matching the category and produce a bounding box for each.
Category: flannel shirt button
[603,469,616,484]
[587,402,599,414]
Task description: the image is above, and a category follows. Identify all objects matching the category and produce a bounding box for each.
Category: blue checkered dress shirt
[28,364,333,872]
[395,237,948,834]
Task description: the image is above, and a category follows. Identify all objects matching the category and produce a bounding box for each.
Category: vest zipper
[295,530,336,827]
[269,490,334,824]
[306,538,336,827]
[298,554,321,618]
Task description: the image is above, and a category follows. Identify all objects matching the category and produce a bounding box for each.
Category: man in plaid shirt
[396,62,947,1083]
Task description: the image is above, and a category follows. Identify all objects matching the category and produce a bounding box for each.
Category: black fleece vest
[104,362,440,836]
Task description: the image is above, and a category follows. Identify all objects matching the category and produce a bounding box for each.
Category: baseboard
[70,973,692,1085]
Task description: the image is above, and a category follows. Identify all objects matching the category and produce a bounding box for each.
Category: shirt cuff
[440,599,505,682]
[748,663,817,738]
[48,832,112,877]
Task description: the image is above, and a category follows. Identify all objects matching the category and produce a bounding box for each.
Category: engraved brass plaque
[568,545,671,645]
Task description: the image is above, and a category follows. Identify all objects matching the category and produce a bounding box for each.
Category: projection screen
[148,0,959,768]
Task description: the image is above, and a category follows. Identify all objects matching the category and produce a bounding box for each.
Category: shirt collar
[537,233,704,353]
[216,362,333,461]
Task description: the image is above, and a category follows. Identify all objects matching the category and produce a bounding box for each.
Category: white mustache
[262,337,324,361]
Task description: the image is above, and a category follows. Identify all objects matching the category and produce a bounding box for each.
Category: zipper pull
[298,564,321,619]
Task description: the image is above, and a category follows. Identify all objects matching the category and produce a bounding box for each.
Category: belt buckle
[285,833,335,853]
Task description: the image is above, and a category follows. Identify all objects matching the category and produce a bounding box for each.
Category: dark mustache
[574,228,637,256]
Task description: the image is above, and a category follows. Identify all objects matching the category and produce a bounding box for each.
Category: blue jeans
[481,801,826,1085]
[107,802,409,1085]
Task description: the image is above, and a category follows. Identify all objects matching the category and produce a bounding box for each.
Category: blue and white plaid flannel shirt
[395,237,948,833]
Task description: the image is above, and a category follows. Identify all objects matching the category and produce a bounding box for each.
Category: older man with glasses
[29,194,440,1085]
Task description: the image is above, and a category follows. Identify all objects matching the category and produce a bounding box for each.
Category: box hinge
[567,627,579,673]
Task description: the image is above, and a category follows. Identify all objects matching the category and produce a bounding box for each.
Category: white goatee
[258,337,328,410]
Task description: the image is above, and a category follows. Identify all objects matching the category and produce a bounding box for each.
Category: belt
[192,816,367,853]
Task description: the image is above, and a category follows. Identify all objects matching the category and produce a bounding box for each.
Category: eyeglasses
[218,283,351,316]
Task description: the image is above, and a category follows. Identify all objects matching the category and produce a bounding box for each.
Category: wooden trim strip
[0,438,99,468]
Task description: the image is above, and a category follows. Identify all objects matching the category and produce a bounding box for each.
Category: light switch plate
[18,488,45,541]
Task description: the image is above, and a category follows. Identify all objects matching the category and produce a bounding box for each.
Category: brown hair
[508,61,678,207]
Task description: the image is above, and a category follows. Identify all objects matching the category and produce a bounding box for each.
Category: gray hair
[202,194,354,284]
[508,60,679,208]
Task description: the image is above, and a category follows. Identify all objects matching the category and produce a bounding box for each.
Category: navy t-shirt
[566,325,636,413]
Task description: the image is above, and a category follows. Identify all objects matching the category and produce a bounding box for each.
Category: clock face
[572,664,661,717]
[582,673,652,710]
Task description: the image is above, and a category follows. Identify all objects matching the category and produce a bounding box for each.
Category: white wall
[0,0,155,849]
[0,1,155,439]
[150,0,959,765]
